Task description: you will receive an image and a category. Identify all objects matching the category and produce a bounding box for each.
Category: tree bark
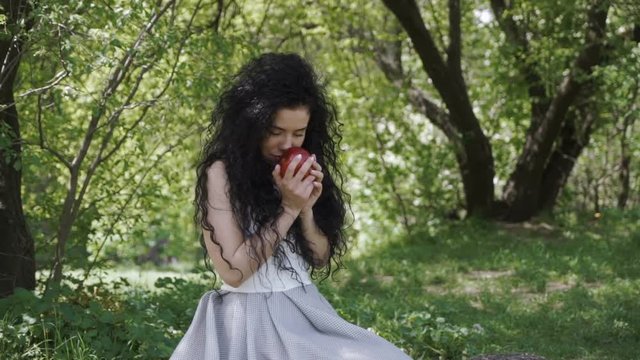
[616,102,636,210]
[0,0,35,298]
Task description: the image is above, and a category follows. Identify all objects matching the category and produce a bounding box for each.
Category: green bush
[386,308,481,359]
[0,275,212,360]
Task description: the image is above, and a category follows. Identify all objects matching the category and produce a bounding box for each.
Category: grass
[3,209,638,359]
[316,209,640,359]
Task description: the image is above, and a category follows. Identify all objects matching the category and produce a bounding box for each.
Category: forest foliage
[1,0,637,275]
[0,0,639,358]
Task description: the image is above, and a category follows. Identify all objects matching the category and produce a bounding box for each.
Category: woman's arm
[294,156,330,268]
[299,209,330,267]
[202,161,298,287]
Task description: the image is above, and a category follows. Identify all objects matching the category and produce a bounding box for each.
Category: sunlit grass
[316,209,640,359]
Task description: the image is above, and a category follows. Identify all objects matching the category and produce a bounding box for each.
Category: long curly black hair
[194,53,349,284]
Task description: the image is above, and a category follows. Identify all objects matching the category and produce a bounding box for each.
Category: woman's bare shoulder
[205,161,231,205]
[206,160,230,185]
[207,160,227,176]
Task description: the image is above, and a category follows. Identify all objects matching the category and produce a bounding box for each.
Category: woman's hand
[273,154,316,216]
[301,159,323,215]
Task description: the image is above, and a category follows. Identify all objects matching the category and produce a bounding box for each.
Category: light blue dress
[170,243,412,359]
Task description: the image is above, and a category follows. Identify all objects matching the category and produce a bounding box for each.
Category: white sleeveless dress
[170,243,412,359]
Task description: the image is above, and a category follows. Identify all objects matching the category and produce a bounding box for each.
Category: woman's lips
[265,155,281,165]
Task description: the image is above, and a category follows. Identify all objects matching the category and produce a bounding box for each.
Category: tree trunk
[381,0,627,221]
[502,1,609,221]
[382,0,495,217]
[51,188,77,283]
[538,94,597,213]
[617,114,633,209]
[0,0,35,298]
[617,154,630,209]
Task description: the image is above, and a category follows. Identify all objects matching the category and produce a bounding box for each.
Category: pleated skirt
[170,284,412,360]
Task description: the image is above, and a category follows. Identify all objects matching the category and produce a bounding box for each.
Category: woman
[171,53,411,360]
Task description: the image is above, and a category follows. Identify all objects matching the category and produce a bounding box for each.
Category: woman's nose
[279,135,293,150]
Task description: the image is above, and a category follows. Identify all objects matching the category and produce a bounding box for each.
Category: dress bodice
[220,242,311,293]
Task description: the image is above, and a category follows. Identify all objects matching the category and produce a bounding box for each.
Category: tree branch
[255,0,273,39]
[490,0,548,122]
[35,93,71,168]
[48,0,178,285]
[490,0,525,48]
[425,0,447,53]
[447,0,461,74]
[73,0,202,220]
[18,70,68,98]
[540,0,609,136]
[381,0,462,122]
[371,14,462,154]
[211,0,224,32]
[407,88,459,146]
[72,65,152,220]
[77,127,199,290]
[72,0,176,171]
[372,16,405,87]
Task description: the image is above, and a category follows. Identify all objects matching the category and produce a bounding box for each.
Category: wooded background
[1,0,638,298]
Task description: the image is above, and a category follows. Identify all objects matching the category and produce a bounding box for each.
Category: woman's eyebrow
[271,125,307,131]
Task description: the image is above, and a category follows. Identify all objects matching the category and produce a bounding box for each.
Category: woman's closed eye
[268,130,304,138]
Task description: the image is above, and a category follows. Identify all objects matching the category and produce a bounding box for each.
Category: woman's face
[261,106,310,164]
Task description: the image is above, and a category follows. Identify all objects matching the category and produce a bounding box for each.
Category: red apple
[279,147,312,177]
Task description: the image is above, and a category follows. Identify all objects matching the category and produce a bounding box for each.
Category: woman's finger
[303,173,315,186]
[310,170,324,181]
[273,165,282,184]
[294,156,315,182]
[284,154,303,179]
